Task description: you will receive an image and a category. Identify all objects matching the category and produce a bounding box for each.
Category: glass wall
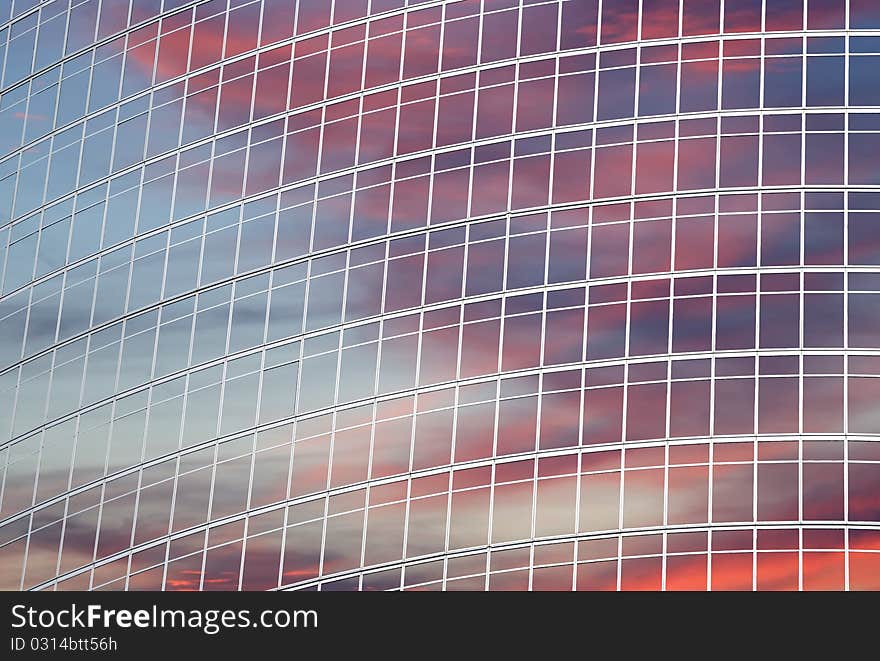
[1,0,879,591]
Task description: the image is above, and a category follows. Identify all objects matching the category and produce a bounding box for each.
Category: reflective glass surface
[1,0,880,591]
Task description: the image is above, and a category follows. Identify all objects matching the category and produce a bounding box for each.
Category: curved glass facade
[1,0,880,591]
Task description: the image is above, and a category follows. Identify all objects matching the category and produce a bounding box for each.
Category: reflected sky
[1,0,880,591]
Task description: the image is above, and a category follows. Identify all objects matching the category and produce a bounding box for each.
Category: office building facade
[1,0,879,590]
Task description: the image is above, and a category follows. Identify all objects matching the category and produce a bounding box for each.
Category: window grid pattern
[1,0,880,591]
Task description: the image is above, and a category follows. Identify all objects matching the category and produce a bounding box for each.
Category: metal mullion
[842,111,850,586]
